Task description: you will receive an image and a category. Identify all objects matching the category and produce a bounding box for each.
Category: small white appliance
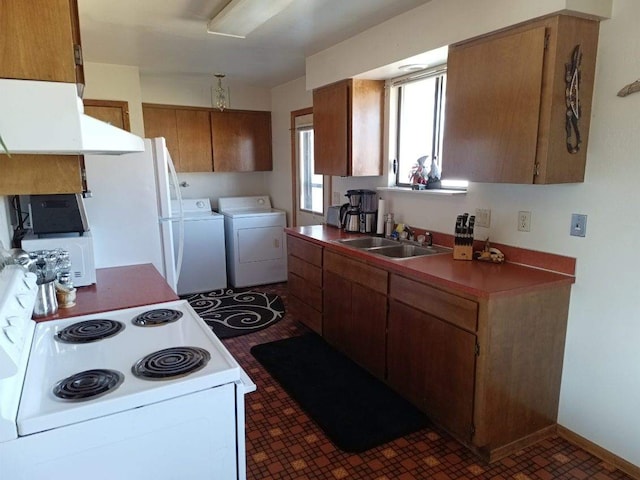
[171,198,227,295]
[218,196,287,288]
[82,138,184,293]
[21,231,96,287]
[0,265,255,480]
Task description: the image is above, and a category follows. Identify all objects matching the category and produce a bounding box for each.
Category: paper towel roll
[376,199,385,235]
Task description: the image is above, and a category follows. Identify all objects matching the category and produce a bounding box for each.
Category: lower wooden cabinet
[288,232,572,462]
[323,251,387,379]
[387,298,476,442]
[286,236,323,334]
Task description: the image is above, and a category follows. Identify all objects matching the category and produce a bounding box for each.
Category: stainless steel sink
[368,244,451,259]
[336,236,450,259]
[336,237,397,249]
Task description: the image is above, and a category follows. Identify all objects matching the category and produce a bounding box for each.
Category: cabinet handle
[74,44,83,66]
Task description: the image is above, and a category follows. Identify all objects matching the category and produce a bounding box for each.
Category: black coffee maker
[341,190,377,233]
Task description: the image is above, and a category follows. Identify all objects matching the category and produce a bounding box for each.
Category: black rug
[250,333,429,453]
[183,288,285,339]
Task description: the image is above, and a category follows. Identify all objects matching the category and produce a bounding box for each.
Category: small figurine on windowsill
[409,155,441,190]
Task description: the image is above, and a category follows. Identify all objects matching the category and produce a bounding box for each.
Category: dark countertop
[286,225,575,299]
[34,263,179,322]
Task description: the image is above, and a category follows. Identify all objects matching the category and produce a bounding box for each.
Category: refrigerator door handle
[166,150,184,283]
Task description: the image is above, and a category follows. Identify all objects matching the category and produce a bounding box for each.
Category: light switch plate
[475,208,491,228]
[570,214,587,237]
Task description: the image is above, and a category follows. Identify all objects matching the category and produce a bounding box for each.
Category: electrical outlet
[332,191,341,205]
[570,213,587,237]
[475,208,491,228]
[518,211,531,232]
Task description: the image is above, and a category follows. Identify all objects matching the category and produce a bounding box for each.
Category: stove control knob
[3,326,21,344]
[16,294,30,308]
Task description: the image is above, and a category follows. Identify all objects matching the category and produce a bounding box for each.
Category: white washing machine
[218,196,287,288]
[171,198,227,295]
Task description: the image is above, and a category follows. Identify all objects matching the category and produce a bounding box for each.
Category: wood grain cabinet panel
[84,99,131,131]
[142,105,213,172]
[0,0,81,84]
[286,235,323,335]
[0,155,83,194]
[323,253,387,379]
[211,110,272,172]
[443,15,600,184]
[387,299,476,442]
[313,79,383,176]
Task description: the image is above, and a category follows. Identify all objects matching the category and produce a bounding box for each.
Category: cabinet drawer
[324,250,387,295]
[390,275,478,332]
[289,295,322,335]
[289,273,322,311]
[288,255,322,287]
[287,236,323,267]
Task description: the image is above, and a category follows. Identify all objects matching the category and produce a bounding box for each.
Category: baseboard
[557,425,640,479]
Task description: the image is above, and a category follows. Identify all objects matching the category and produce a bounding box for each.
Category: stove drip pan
[132,308,183,327]
[56,319,125,343]
[132,346,211,380]
[53,369,124,401]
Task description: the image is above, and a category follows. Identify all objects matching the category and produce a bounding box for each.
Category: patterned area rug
[183,288,286,339]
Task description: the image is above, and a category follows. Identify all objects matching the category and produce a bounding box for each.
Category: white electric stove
[0,265,255,480]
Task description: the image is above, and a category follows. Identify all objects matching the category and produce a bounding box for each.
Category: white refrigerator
[82,138,183,292]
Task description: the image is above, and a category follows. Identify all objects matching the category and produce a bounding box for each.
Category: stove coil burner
[132,308,183,327]
[132,346,211,380]
[56,319,125,343]
[53,369,124,401]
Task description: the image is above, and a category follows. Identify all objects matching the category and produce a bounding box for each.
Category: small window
[393,67,467,190]
[298,128,323,214]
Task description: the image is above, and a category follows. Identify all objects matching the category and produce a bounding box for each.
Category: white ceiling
[77,0,434,88]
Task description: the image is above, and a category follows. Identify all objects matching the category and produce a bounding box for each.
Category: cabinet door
[350,283,387,379]
[175,109,213,172]
[84,100,130,131]
[0,155,82,194]
[323,270,352,355]
[313,81,349,176]
[443,27,546,184]
[211,110,272,172]
[0,0,78,83]
[388,299,476,441]
[142,106,181,168]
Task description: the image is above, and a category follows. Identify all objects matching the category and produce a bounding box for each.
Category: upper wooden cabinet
[0,155,83,195]
[142,104,272,173]
[442,15,600,184]
[142,104,213,173]
[0,0,84,88]
[210,110,272,172]
[84,99,131,132]
[313,79,384,177]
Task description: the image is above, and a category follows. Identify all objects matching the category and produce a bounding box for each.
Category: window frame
[391,65,466,191]
[297,126,323,215]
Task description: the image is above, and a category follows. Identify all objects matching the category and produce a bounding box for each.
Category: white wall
[291,0,638,467]
[84,62,145,137]
[269,77,313,224]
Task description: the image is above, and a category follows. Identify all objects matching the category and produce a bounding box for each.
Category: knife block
[453,244,473,261]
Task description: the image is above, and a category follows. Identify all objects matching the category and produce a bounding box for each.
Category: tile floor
[222,283,632,480]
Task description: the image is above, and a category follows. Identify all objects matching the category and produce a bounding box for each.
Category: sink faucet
[404,225,415,241]
[416,232,433,246]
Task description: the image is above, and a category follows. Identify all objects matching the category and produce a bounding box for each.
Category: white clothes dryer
[218,196,287,288]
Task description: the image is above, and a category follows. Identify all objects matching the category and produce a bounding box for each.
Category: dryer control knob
[196,201,206,208]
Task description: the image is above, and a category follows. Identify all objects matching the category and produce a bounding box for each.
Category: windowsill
[377,186,467,196]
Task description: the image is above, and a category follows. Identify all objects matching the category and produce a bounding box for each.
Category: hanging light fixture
[212,73,228,111]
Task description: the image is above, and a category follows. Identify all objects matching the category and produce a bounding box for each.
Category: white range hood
[0,79,144,155]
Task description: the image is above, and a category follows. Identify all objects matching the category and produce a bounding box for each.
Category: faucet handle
[417,232,433,246]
